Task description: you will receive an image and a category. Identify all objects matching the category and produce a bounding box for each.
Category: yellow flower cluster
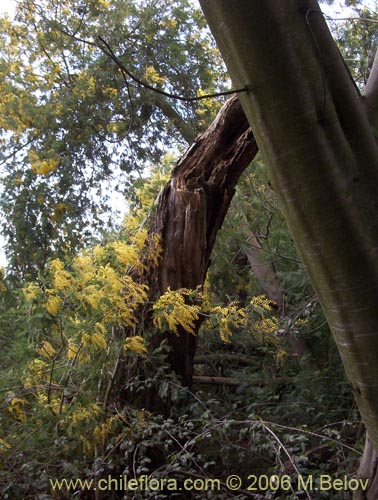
[153,288,201,335]
[45,294,61,316]
[123,335,148,356]
[250,295,273,313]
[112,241,140,268]
[93,415,120,448]
[23,359,49,388]
[22,282,40,301]
[71,403,101,425]
[69,403,104,456]
[29,149,59,175]
[37,341,56,359]
[73,254,96,283]
[50,258,73,291]
[210,303,248,343]
[67,337,93,364]
[144,66,166,86]
[254,317,279,343]
[6,396,27,423]
[249,295,279,346]
[22,242,149,373]
[82,323,107,351]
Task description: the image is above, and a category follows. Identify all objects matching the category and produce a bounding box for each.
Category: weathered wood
[193,375,246,386]
[145,96,258,385]
[192,375,287,386]
[195,353,259,366]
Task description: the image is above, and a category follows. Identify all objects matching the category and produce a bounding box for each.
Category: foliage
[0,291,361,499]
[0,0,227,279]
[0,222,361,498]
[209,158,312,308]
[153,287,202,335]
[0,1,375,498]
[328,1,378,87]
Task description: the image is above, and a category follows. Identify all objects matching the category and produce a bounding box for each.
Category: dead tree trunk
[144,96,257,385]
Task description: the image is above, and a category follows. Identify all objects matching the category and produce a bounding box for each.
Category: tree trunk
[199,0,378,494]
[241,229,307,360]
[355,435,378,500]
[145,96,257,386]
[242,230,284,308]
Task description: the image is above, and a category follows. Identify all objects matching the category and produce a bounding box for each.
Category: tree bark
[152,93,197,144]
[356,435,378,500]
[199,0,378,494]
[145,96,257,385]
[242,231,284,308]
[363,49,378,131]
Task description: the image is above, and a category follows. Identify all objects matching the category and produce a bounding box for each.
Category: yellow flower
[22,282,40,301]
[153,288,200,335]
[29,149,59,175]
[73,254,95,283]
[82,323,107,351]
[211,303,247,343]
[123,335,147,356]
[45,294,61,315]
[102,264,123,294]
[255,317,278,337]
[67,338,80,360]
[50,258,73,291]
[93,415,119,447]
[93,245,106,263]
[23,359,49,387]
[7,396,27,422]
[71,403,101,424]
[112,241,139,268]
[37,341,56,359]
[144,66,166,86]
[250,295,272,313]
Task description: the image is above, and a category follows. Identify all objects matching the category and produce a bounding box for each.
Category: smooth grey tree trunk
[199,0,378,497]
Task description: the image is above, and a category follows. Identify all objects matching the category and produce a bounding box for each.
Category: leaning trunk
[200,0,378,495]
[145,96,257,385]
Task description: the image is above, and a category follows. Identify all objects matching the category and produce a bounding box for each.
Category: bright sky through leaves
[0,0,15,16]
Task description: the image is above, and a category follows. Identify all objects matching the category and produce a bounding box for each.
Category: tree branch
[195,353,259,366]
[192,375,288,386]
[97,35,248,102]
[152,94,196,143]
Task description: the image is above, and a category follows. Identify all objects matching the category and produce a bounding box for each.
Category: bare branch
[192,375,288,386]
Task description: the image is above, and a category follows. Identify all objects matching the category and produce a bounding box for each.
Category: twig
[97,36,248,102]
[103,352,122,410]
[259,420,312,500]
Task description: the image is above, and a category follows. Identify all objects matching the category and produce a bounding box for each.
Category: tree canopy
[0,0,228,279]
